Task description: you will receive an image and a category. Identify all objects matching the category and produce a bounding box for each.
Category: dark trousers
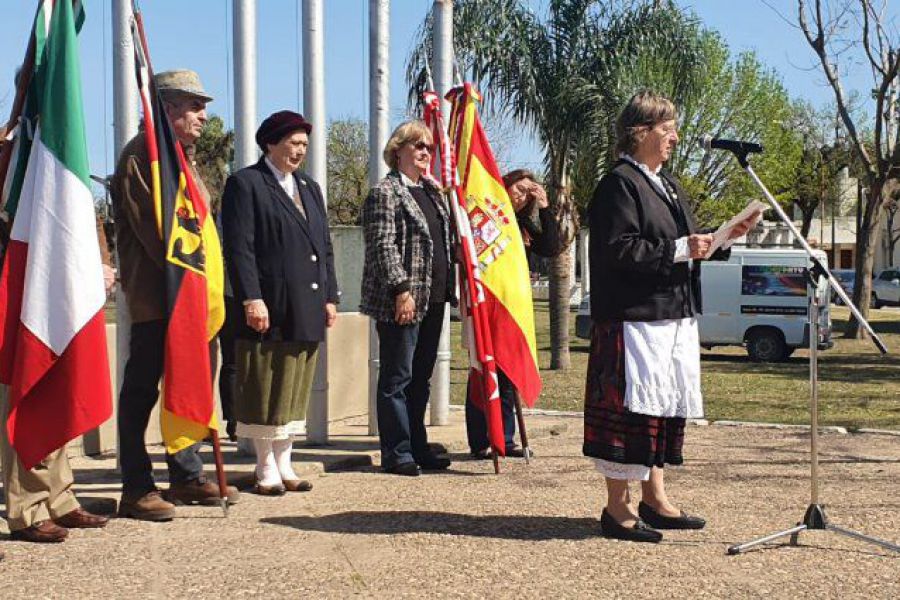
[118,320,204,496]
[217,297,242,426]
[375,303,445,469]
[465,367,517,453]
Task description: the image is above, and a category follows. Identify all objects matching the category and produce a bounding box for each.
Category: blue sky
[0,0,889,185]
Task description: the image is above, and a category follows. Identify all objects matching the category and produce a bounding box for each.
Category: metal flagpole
[113,0,139,473]
[233,0,258,170]
[430,0,453,429]
[231,0,258,459]
[367,0,390,436]
[716,148,897,556]
[302,0,329,445]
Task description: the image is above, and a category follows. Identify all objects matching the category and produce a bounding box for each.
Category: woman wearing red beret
[222,111,340,495]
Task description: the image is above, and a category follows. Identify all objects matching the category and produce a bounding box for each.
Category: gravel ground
[1,417,897,599]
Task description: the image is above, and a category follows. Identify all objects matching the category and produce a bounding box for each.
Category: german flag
[131,13,224,453]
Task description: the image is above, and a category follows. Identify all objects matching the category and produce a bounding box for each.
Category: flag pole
[0,1,41,210]
[513,392,531,464]
[437,86,504,473]
[210,427,229,516]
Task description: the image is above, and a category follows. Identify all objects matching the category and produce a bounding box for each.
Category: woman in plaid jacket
[360,121,455,476]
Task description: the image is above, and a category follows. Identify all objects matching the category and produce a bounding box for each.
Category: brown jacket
[110,132,211,323]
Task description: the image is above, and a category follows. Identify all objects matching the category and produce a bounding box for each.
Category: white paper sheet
[706,200,767,258]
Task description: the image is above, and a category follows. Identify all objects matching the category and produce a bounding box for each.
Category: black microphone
[700,135,763,155]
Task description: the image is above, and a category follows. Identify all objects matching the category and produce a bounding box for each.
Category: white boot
[273,438,299,482]
[252,438,281,487]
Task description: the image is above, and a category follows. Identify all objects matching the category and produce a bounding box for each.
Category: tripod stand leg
[826,523,900,553]
[727,525,807,555]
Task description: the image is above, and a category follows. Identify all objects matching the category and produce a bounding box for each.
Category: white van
[575,247,833,362]
[698,247,833,361]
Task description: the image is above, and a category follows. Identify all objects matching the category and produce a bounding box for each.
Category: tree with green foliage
[668,40,803,226]
[783,103,858,239]
[194,115,234,214]
[326,118,368,226]
[409,0,705,370]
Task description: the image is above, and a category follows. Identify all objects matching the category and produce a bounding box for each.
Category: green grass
[449,301,900,431]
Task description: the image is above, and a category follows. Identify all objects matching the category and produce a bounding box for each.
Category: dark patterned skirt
[582,320,686,468]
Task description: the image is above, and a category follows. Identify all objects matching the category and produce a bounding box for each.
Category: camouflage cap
[154,69,213,102]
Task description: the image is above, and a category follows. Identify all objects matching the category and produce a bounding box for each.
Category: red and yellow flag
[448,84,541,408]
[132,13,224,453]
[424,90,506,455]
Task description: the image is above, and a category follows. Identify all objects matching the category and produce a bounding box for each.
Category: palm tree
[408,0,705,369]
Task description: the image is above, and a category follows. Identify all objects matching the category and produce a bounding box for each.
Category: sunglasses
[412,141,434,152]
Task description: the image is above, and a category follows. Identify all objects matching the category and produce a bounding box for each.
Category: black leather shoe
[505,446,531,458]
[385,462,421,476]
[470,448,492,460]
[417,454,451,470]
[638,501,706,530]
[600,509,663,543]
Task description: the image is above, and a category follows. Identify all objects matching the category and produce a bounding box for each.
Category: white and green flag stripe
[0,0,110,470]
[10,0,102,353]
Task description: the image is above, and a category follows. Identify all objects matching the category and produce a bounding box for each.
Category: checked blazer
[360,171,455,323]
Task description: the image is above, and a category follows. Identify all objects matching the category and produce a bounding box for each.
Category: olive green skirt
[234,339,319,434]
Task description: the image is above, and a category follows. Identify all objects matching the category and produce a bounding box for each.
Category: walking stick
[210,427,229,517]
[513,392,531,465]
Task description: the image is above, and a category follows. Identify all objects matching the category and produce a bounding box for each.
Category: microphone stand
[717,149,898,555]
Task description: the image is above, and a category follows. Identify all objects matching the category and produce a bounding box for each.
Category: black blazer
[222,159,339,343]
[588,159,726,322]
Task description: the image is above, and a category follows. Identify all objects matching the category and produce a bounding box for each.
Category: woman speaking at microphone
[583,90,758,543]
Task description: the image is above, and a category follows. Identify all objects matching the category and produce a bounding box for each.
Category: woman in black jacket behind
[584,91,759,543]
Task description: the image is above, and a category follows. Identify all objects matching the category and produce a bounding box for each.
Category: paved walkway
[1,413,898,598]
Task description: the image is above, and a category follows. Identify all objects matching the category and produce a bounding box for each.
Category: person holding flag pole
[464,169,563,461]
[0,0,113,544]
[110,7,236,520]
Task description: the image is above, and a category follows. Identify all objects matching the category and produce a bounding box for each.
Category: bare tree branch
[861,0,887,77]
[799,0,876,176]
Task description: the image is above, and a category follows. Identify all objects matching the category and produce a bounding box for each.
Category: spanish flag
[448,84,541,408]
[131,14,224,453]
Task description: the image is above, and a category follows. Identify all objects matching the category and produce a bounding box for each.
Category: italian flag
[0,0,111,470]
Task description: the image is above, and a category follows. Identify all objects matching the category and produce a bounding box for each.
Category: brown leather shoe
[10,521,68,543]
[54,507,109,529]
[253,482,286,496]
[283,479,313,492]
[165,478,240,506]
[118,490,176,521]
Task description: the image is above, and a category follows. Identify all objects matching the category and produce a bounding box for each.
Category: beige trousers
[0,386,79,531]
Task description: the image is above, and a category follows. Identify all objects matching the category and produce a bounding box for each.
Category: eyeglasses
[412,141,434,152]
